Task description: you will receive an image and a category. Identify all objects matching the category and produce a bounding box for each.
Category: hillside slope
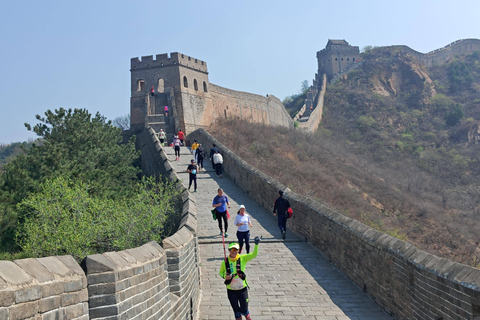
[208,48,480,266]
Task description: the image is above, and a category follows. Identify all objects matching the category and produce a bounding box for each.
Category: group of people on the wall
[155,127,293,320]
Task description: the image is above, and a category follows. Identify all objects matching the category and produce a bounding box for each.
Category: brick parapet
[188,128,480,320]
[0,256,88,319]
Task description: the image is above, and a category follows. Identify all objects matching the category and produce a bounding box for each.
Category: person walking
[196,144,205,170]
[173,135,182,161]
[273,190,291,239]
[209,144,219,168]
[219,237,261,320]
[213,150,224,178]
[150,86,154,96]
[186,159,198,192]
[158,129,166,146]
[164,105,169,118]
[191,139,199,160]
[234,205,252,254]
[212,188,230,236]
[177,129,185,145]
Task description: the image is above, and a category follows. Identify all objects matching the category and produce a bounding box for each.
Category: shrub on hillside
[16,176,180,262]
[0,108,141,253]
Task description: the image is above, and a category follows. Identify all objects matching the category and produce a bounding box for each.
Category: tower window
[203,81,208,92]
[157,78,164,93]
[137,80,145,92]
[183,76,188,88]
[194,79,198,91]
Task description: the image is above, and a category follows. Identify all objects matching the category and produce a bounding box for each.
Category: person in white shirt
[234,205,253,254]
[213,150,224,177]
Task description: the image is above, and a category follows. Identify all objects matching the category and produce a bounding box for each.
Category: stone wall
[299,74,326,132]
[0,127,200,320]
[0,256,88,319]
[188,128,480,320]
[209,84,294,129]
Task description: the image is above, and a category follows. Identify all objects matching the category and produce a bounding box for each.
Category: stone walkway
[165,146,393,320]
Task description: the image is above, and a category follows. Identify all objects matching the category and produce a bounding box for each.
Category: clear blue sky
[1,0,479,144]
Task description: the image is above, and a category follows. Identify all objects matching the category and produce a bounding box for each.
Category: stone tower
[316,39,360,82]
[130,53,211,134]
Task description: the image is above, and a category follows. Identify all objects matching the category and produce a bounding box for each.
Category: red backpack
[287,207,293,219]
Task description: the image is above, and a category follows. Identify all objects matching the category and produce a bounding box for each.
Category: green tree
[0,108,141,252]
[448,59,474,93]
[444,104,464,126]
[16,176,180,262]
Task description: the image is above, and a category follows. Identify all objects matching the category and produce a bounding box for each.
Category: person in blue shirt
[212,188,230,236]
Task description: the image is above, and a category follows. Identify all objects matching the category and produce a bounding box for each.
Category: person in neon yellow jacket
[219,237,260,320]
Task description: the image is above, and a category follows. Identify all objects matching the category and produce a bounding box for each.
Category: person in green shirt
[219,237,260,320]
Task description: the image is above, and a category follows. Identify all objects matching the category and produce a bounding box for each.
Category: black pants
[237,230,250,254]
[197,155,204,169]
[188,174,197,190]
[216,210,228,233]
[215,163,223,175]
[174,146,180,157]
[227,287,249,319]
[278,216,287,233]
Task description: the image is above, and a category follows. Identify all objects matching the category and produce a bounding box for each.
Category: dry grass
[208,118,480,266]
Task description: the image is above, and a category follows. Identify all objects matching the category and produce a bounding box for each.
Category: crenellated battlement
[131,52,208,72]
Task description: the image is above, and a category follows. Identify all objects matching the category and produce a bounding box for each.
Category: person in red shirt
[177,129,185,145]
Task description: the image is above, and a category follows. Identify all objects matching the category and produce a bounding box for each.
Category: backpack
[287,207,293,219]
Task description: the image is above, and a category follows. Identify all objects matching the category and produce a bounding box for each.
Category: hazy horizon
[1,0,480,144]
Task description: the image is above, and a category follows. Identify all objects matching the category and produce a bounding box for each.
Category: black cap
[279,190,284,196]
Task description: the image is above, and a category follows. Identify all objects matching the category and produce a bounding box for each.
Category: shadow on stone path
[165,146,393,320]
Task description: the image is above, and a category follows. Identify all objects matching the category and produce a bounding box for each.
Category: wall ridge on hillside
[189,127,480,319]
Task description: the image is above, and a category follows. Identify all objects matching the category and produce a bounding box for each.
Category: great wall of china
[1,39,480,319]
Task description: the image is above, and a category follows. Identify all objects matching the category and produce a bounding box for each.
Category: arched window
[183,76,188,88]
[137,80,145,92]
[194,79,198,91]
[157,78,164,93]
[335,58,338,61]
[203,81,208,92]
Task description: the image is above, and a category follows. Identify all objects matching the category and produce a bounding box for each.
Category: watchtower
[316,39,360,82]
[130,52,211,134]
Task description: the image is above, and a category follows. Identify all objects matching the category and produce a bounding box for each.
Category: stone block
[89,293,119,308]
[89,305,119,318]
[41,282,64,297]
[0,308,8,319]
[15,285,42,303]
[0,289,15,307]
[64,302,87,319]
[14,258,54,283]
[61,289,88,307]
[64,279,84,293]
[82,254,116,274]
[87,272,116,285]
[41,308,64,320]
[87,282,116,296]
[39,296,61,313]
[55,256,85,277]
[8,300,39,320]
[37,257,72,277]
[104,252,131,270]
[0,261,33,286]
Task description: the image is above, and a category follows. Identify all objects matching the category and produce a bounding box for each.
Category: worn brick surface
[161,143,392,320]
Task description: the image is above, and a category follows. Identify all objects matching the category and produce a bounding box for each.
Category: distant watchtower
[130,52,211,133]
[316,39,360,82]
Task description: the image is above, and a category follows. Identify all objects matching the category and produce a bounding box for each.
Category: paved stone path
[165,146,393,320]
